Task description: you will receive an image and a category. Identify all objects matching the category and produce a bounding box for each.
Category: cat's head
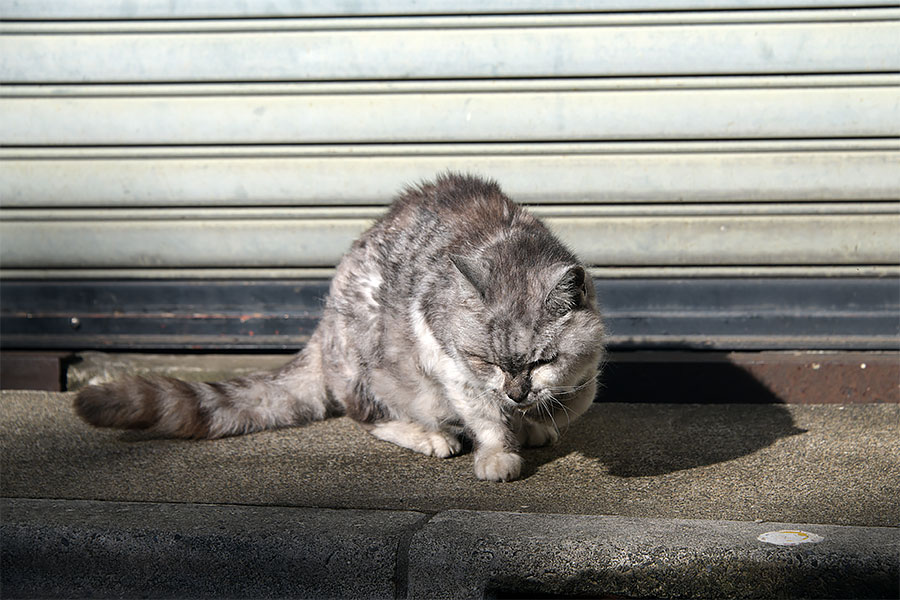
[439,237,606,413]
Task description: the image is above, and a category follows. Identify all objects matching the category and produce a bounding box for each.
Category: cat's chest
[408,305,469,388]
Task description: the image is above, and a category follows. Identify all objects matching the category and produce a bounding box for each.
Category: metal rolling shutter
[1,1,898,350]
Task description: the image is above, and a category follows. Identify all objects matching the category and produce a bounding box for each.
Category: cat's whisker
[544,373,600,396]
[545,402,563,439]
[545,395,577,435]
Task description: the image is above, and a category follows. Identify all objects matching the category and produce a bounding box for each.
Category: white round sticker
[757,530,824,546]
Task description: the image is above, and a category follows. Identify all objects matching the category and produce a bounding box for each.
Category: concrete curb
[410,510,899,600]
[3,498,897,600]
[2,498,423,599]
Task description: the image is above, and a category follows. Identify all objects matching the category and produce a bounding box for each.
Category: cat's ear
[546,265,587,315]
[449,254,491,299]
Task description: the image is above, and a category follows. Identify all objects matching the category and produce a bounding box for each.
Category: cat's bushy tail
[74,344,335,439]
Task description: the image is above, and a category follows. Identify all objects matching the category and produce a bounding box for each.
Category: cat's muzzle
[503,372,531,404]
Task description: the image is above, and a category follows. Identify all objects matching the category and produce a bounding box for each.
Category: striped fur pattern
[75,344,337,439]
[74,173,606,481]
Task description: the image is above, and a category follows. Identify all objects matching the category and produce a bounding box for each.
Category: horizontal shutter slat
[3,19,898,83]
[2,145,897,207]
[3,1,895,19]
[3,86,897,145]
[3,209,897,268]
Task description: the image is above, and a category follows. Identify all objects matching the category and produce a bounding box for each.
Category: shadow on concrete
[523,357,808,478]
[600,352,787,404]
[525,402,805,478]
[485,555,898,600]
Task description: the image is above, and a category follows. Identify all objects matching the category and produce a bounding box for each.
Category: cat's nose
[504,373,532,403]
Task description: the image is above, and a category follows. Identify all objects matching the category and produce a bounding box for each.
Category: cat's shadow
[522,360,807,479]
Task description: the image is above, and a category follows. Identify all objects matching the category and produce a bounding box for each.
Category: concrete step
[2,389,898,598]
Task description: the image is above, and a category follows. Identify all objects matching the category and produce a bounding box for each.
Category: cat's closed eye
[482,357,556,380]
[528,351,558,371]
[531,355,556,368]
[461,353,501,375]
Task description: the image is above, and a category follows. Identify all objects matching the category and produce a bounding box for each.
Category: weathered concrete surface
[3,499,896,600]
[2,391,898,526]
[410,510,898,600]
[2,389,899,599]
[2,498,422,599]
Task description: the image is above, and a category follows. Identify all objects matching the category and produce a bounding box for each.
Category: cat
[75,173,606,481]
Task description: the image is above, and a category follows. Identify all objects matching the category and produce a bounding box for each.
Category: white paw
[474,451,523,482]
[416,430,463,458]
[519,420,560,448]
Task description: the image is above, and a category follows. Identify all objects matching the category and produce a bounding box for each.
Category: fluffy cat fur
[75,173,606,481]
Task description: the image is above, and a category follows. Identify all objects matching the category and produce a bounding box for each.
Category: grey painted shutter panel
[0,2,898,349]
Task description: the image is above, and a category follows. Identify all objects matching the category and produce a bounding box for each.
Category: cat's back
[331,173,561,310]
[380,172,540,251]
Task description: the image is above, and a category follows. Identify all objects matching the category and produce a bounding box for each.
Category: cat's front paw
[421,430,463,458]
[474,451,523,482]
[518,419,560,447]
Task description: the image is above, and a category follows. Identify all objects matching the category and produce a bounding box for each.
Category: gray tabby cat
[75,173,606,481]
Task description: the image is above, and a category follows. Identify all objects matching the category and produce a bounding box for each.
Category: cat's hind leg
[369,421,463,458]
